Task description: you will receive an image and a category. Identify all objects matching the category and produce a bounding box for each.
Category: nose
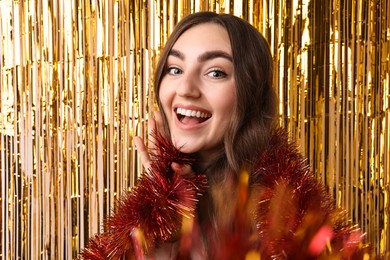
[176,72,201,98]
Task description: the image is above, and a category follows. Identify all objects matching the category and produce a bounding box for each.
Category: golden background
[0,0,389,258]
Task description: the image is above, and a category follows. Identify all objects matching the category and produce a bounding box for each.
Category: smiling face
[159,23,236,163]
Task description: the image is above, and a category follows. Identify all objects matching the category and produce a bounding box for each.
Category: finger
[171,162,194,177]
[134,136,152,170]
[154,111,164,131]
[147,117,156,150]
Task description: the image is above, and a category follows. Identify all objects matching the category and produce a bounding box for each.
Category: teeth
[176,108,211,118]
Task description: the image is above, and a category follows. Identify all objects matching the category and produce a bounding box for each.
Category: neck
[195,148,225,170]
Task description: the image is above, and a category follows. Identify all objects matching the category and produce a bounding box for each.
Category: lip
[173,104,212,130]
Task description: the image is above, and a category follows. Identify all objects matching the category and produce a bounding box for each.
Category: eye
[166,66,182,75]
[206,69,227,79]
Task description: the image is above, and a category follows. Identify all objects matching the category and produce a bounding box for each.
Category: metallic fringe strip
[0,0,389,258]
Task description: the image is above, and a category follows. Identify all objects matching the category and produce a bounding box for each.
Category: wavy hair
[154,12,278,174]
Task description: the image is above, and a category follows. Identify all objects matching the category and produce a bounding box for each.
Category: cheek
[223,94,236,128]
[159,90,178,135]
[219,88,236,116]
[157,88,174,135]
[158,84,171,113]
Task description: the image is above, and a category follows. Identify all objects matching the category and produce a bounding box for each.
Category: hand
[134,111,163,171]
[134,112,194,176]
[171,162,195,178]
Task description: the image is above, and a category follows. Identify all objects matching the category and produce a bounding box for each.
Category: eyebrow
[168,49,233,62]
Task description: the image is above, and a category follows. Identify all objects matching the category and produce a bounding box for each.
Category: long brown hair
[154,12,277,175]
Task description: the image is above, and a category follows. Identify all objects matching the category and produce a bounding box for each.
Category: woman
[82,12,366,259]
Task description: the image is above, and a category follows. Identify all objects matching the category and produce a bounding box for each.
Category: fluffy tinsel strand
[80,133,207,259]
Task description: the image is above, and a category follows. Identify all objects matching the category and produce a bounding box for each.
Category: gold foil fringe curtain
[0,0,389,258]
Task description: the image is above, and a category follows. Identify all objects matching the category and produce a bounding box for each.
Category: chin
[172,141,198,154]
[176,145,196,154]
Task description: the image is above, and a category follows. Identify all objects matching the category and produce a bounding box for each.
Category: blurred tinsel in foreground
[81,130,386,259]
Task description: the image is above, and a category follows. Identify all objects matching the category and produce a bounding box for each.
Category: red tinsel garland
[252,128,369,259]
[81,129,378,259]
[80,133,207,259]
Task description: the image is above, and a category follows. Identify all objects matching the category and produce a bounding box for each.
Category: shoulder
[251,127,317,187]
[249,127,367,258]
[250,126,333,212]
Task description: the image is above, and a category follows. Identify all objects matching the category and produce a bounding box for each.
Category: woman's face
[159,23,236,163]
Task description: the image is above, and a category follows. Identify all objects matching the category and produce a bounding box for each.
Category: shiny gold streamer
[0,0,389,258]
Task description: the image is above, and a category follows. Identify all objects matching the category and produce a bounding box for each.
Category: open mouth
[176,107,211,124]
